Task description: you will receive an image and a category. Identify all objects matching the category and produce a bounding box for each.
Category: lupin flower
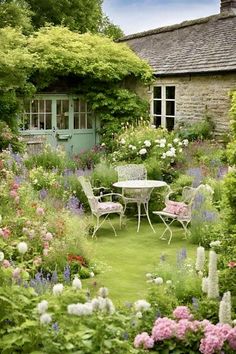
[219,291,232,325]
[195,246,205,272]
[207,251,219,299]
[52,283,64,296]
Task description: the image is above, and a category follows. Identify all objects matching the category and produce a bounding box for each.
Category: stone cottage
[119,0,236,134]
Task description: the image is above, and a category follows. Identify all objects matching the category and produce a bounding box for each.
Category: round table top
[113,180,167,189]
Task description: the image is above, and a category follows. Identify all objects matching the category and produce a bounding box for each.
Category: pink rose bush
[134,307,236,353]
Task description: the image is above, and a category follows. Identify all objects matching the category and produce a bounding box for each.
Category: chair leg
[143,202,156,233]
[92,214,109,238]
[158,216,175,244]
[107,217,117,237]
[137,203,141,232]
[179,220,190,239]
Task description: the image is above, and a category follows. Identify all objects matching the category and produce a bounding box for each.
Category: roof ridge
[118,13,236,42]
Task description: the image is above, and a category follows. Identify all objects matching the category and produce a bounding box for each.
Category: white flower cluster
[0,251,4,262]
[72,276,82,290]
[37,300,52,325]
[209,240,221,248]
[207,250,219,299]
[17,242,28,254]
[67,287,115,316]
[128,144,137,151]
[53,283,64,296]
[134,299,151,313]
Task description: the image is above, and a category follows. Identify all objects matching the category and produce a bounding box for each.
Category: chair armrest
[98,193,125,202]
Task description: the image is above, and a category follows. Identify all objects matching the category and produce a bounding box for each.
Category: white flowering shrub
[110,123,188,180]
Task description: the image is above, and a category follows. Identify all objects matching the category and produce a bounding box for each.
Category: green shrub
[0,121,25,152]
[25,145,76,172]
[73,146,104,170]
[176,114,215,141]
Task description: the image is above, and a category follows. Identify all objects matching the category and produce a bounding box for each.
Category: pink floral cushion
[163,201,189,217]
[98,202,123,213]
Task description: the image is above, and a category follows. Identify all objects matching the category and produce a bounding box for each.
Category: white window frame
[20,95,93,132]
[151,85,176,130]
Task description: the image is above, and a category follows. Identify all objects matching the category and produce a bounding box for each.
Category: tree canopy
[0,0,124,39]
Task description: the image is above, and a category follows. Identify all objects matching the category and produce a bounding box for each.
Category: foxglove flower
[207,250,219,299]
[219,291,231,324]
[195,246,205,272]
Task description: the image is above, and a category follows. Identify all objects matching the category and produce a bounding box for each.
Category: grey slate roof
[119,14,236,75]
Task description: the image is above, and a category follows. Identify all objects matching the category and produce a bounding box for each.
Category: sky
[103,0,220,35]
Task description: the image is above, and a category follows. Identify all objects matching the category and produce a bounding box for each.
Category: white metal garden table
[113,180,167,233]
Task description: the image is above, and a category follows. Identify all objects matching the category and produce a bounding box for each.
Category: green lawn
[84,217,197,306]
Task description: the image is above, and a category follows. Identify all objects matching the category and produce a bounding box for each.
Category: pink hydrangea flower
[227,327,236,350]
[44,232,53,241]
[36,207,45,216]
[0,227,11,239]
[152,317,176,341]
[12,267,21,279]
[199,334,224,354]
[173,306,192,320]
[12,182,19,190]
[134,332,154,349]
[2,259,11,268]
[175,319,193,339]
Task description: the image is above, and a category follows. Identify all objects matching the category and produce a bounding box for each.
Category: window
[21,99,52,131]
[152,86,175,131]
[73,99,92,129]
[21,96,93,131]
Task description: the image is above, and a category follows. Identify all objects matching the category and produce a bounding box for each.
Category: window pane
[87,114,92,129]
[154,86,161,99]
[39,114,44,129]
[74,113,79,129]
[32,100,38,113]
[31,115,38,129]
[46,114,52,129]
[80,113,86,129]
[166,117,175,131]
[166,86,175,99]
[154,116,161,128]
[22,114,30,130]
[74,100,79,113]
[46,100,51,113]
[166,101,175,116]
[80,100,86,112]
[57,100,69,129]
[154,100,161,115]
[39,100,44,112]
[62,100,69,113]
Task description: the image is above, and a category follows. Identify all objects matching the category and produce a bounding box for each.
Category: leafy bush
[0,121,25,152]
[25,145,76,172]
[73,146,104,170]
[176,114,215,141]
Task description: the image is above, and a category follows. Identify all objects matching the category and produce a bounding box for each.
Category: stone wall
[136,72,236,135]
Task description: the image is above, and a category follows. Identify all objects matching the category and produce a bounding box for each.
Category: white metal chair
[115,164,147,213]
[78,176,124,238]
[153,184,213,244]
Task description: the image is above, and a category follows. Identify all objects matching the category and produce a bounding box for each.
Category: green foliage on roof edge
[0,26,153,141]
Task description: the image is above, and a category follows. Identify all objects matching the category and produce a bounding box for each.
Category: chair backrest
[78,176,98,213]
[115,164,147,181]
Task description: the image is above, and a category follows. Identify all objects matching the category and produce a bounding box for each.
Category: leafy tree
[0,0,33,33]
[28,26,152,88]
[99,15,124,40]
[25,0,103,33]
[0,27,34,90]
